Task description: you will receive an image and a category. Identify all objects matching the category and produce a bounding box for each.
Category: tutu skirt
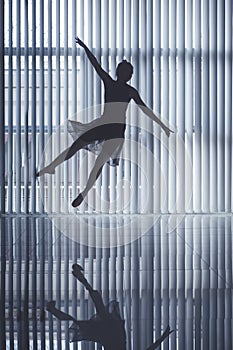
[67,117,126,167]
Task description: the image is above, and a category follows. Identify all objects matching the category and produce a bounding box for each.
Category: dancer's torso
[101,79,134,124]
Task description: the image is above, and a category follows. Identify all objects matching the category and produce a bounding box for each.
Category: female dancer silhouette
[37,37,173,207]
[47,264,173,349]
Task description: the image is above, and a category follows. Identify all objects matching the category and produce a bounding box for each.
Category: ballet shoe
[72,193,84,207]
[46,300,56,311]
[72,263,84,271]
[72,264,86,284]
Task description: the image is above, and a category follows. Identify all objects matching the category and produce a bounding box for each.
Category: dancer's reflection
[47,264,173,350]
[37,37,173,207]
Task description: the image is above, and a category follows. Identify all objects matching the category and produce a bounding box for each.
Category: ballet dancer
[37,37,173,207]
[47,264,173,349]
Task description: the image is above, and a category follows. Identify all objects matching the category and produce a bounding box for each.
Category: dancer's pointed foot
[46,300,56,312]
[72,193,84,207]
[72,264,88,286]
[36,165,55,177]
[72,263,84,272]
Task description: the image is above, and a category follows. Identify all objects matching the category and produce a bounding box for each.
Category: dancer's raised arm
[75,37,111,82]
[131,88,173,137]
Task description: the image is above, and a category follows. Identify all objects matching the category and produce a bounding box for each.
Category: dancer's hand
[146,325,174,350]
[161,325,174,341]
[163,126,174,138]
[75,37,85,47]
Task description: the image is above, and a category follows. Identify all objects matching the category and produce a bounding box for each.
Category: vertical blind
[2,0,232,214]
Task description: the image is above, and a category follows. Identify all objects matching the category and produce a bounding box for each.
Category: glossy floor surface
[0,215,232,349]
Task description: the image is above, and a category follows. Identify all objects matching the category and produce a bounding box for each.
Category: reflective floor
[0,215,232,349]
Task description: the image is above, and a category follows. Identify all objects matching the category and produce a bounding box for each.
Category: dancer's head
[116,60,133,82]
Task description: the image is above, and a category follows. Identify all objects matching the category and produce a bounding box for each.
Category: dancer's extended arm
[132,88,173,137]
[75,37,111,82]
[146,326,174,350]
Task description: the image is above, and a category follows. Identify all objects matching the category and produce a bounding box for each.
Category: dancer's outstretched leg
[36,148,70,176]
[36,130,99,177]
[72,264,92,290]
[72,264,109,319]
[72,140,119,207]
[46,301,76,322]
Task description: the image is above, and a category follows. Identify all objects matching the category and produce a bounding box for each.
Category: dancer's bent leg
[72,264,109,319]
[72,151,107,207]
[72,140,119,207]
